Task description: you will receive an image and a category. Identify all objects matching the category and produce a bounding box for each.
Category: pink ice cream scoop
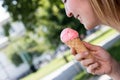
[60,28,92,58]
[60,28,79,43]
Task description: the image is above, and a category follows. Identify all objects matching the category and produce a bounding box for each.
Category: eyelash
[63,0,66,3]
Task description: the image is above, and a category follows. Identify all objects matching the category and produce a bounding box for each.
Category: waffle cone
[66,38,92,58]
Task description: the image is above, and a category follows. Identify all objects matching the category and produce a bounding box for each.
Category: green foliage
[3,22,11,36]
[2,0,39,31]
[10,52,23,66]
[74,71,93,80]
[24,36,38,49]
[3,36,41,65]
[107,39,120,61]
[37,0,86,48]
[2,0,86,50]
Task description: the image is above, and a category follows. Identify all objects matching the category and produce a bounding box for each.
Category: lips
[76,15,79,19]
[75,15,83,24]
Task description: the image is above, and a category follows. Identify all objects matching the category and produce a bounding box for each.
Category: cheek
[82,11,99,30]
[84,18,99,30]
[66,0,80,12]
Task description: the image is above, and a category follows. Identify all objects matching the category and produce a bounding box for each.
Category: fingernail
[75,54,80,60]
[84,52,89,55]
[87,69,91,73]
[76,54,80,58]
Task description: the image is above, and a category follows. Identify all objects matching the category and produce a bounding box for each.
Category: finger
[75,52,89,61]
[93,69,105,75]
[83,41,100,51]
[87,62,99,74]
[81,58,94,67]
[70,48,77,56]
[91,50,111,62]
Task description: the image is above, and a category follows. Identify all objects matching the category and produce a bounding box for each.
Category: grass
[84,27,111,42]
[21,58,66,80]
[21,50,73,80]
[74,71,87,80]
[90,29,117,44]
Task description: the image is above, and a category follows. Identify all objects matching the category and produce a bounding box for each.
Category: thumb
[82,41,99,51]
[83,41,111,61]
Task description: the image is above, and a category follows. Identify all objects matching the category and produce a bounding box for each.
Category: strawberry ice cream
[60,28,92,58]
[60,28,79,43]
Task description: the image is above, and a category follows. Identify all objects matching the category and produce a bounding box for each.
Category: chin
[84,25,94,30]
[84,24,97,30]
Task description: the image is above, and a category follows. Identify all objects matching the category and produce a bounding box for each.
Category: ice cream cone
[66,37,92,58]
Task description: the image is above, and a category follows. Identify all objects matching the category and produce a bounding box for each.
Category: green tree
[3,22,11,36]
[36,0,86,49]
[2,0,39,31]
[2,0,86,49]
[2,0,86,65]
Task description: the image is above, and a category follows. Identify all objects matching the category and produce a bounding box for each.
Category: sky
[0,1,9,23]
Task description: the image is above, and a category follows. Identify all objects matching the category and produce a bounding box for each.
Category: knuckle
[87,63,99,74]
[95,62,98,66]
[75,57,80,61]
[75,52,88,61]
[89,59,94,63]
[75,54,81,61]
[87,65,94,74]
[87,67,91,73]
[80,60,86,66]
[89,65,93,70]
[81,59,94,66]
[80,59,94,67]
[80,60,84,65]
[82,52,88,57]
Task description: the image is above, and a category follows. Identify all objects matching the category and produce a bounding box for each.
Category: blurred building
[0,17,28,80]
[0,18,26,48]
[0,52,30,80]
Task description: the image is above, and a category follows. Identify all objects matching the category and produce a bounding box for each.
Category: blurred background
[0,0,120,80]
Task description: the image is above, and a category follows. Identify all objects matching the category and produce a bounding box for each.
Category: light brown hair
[90,0,120,31]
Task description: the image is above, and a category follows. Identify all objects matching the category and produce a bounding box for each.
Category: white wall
[0,53,30,80]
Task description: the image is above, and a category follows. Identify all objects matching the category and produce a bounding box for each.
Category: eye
[62,0,67,3]
[64,0,67,3]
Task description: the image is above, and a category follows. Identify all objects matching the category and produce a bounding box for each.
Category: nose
[66,11,73,17]
[65,6,73,17]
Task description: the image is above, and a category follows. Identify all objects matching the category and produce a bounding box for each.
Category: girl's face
[62,0,100,30]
